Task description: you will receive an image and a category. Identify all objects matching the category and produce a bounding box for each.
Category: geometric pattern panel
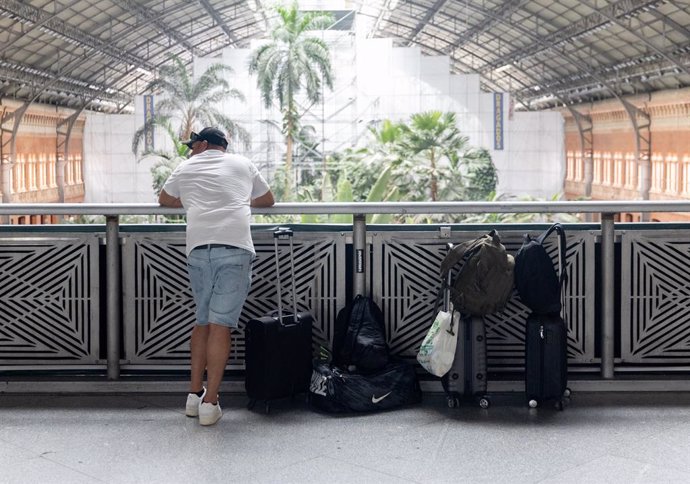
[372,227,595,370]
[121,229,345,367]
[122,235,193,364]
[0,234,100,363]
[621,230,690,363]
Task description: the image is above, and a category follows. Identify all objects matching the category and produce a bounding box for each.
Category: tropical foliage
[248,1,334,199]
[255,110,500,224]
[462,193,579,224]
[132,54,249,164]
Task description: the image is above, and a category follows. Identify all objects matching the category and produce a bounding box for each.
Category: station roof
[0,0,688,114]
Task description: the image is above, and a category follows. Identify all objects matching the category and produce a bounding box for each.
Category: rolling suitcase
[524,313,570,409]
[245,227,314,413]
[442,315,490,409]
[441,243,490,409]
[523,226,571,410]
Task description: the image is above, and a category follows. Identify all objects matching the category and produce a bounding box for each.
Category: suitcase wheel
[555,400,564,411]
[478,397,490,409]
[264,402,271,414]
[447,397,460,408]
[563,387,572,398]
[247,399,257,411]
[528,399,538,408]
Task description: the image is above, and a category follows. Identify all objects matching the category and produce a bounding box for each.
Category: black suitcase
[440,243,490,409]
[524,313,570,409]
[245,227,314,413]
[523,226,571,410]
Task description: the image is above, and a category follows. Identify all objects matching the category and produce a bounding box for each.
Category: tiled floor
[2,391,690,483]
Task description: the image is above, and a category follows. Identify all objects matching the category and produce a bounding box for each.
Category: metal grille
[621,230,690,364]
[121,230,346,367]
[0,234,100,363]
[372,227,595,369]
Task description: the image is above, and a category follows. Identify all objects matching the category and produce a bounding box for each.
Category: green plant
[462,193,581,223]
[132,54,249,157]
[248,2,334,199]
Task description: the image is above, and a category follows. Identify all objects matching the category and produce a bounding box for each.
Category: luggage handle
[273,227,299,325]
[443,242,453,312]
[535,223,568,319]
[267,309,301,328]
[433,242,456,336]
[536,223,567,288]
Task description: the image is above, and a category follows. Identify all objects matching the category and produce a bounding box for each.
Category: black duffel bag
[309,359,421,413]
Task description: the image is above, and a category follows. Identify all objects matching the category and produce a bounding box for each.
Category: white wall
[83,111,157,203]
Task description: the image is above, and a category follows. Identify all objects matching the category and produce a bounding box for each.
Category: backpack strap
[537,223,568,289]
[439,231,497,277]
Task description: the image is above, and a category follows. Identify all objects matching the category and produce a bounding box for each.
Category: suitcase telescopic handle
[444,242,453,312]
[273,227,299,325]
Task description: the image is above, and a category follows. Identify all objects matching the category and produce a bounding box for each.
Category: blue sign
[144,95,154,152]
[493,93,504,150]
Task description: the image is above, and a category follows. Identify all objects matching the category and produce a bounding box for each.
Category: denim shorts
[186,245,254,328]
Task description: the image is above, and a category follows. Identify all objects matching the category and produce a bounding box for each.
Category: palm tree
[248,1,334,199]
[144,120,189,196]
[132,54,249,157]
[397,111,468,201]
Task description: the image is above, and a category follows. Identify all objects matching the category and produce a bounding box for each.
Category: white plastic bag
[417,309,459,377]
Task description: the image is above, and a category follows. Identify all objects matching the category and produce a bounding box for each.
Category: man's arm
[251,190,275,208]
[159,189,183,208]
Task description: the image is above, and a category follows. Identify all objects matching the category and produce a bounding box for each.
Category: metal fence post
[106,215,121,380]
[353,214,366,296]
[601,212,615,379]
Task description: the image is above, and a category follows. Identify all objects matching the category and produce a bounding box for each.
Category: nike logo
[371,391,392,404]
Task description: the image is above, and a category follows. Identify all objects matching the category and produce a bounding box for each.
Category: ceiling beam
[197,0,239,45]
[0,0,156,71]
[480,0,664,73]
[440,0,529,55]
[119,0,197,55]
[578,0,690,77]
[403,0,451,47]
[0,61,131,106]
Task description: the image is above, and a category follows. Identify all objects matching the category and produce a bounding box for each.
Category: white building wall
[503,111,566,198]
[83,111,157,203]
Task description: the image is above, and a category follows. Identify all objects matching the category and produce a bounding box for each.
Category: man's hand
[159,190,183,208]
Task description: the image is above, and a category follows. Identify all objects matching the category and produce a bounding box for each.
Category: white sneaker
[185,387,206,417]
[199,400,222,426]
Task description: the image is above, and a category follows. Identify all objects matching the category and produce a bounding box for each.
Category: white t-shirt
[162,149,271,256]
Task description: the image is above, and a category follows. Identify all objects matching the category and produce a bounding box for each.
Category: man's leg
[190,324,209,393]
[203,323,232,404]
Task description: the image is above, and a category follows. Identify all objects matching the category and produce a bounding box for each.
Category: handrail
[1,200,690,215]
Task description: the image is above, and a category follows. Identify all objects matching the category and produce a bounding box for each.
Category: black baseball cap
[182,127,228,149]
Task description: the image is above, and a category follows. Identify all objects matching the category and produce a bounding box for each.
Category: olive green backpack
[439,230,515,316]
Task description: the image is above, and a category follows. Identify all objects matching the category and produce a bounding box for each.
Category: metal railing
[2,201,690,391]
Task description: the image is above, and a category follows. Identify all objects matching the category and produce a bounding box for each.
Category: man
[159,127,275,426]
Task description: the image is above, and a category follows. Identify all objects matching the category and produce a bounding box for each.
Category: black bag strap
[537,223,568,289]
[348,294,367,349]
